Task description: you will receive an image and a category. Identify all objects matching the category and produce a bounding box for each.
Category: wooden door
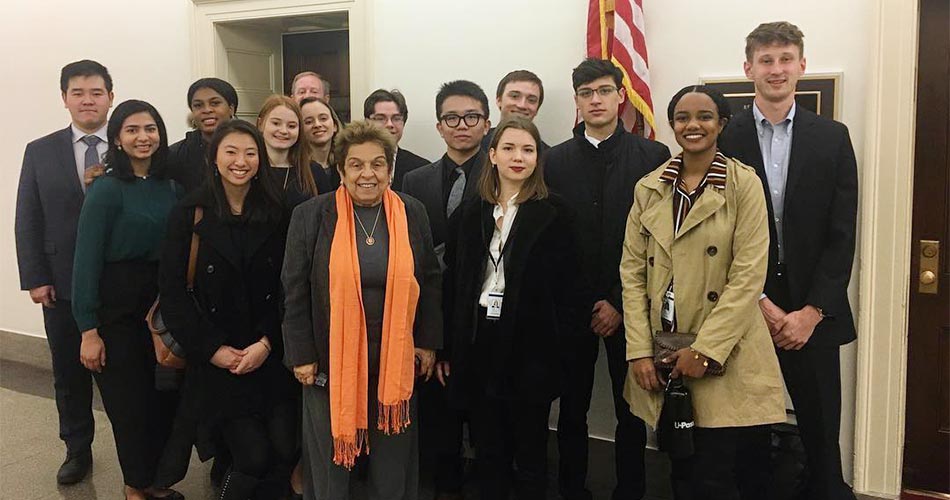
[283,30,351,122]
[902,0,950,494]
[216,22,284,122]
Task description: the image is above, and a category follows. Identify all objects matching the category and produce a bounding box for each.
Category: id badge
[661,288,675,325]
[486,291,504,320]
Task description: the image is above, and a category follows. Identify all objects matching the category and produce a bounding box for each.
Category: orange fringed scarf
[328,187,420,469]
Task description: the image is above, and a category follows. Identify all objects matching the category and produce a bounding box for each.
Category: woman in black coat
[441,117,589,500]
[159,120,297,499]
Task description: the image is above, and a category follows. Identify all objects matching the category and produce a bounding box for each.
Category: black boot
[219,470,259,500]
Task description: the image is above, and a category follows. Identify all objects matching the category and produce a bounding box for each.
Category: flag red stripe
[612,43,653,108]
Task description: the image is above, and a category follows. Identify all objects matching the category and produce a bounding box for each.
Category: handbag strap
[186,206,203,289]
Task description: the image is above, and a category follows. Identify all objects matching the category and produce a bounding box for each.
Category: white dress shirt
[479,194,520,307]
[71,124,108,192]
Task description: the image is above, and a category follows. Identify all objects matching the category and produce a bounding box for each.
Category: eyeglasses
[370,114,405,125]
[439,113,485,128]
[576,86,619,99]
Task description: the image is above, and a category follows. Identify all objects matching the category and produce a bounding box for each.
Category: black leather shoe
[56,450,92,485]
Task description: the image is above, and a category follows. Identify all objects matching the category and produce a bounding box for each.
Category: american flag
[587,0,657,139]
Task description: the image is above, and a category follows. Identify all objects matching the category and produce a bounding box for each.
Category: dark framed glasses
[439,112,485,128]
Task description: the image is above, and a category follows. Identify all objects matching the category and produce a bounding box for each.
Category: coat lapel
[499,199,555,322]
[462,151,486,202]
[639,186,675,258]
[674,188,725,239]
[56,127,85,199]
[784,107,816,205]
[194,210,242,270]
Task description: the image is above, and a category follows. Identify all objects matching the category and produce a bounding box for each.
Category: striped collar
[659,151,728,190]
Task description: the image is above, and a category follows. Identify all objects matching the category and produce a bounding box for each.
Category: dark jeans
[471,394,551,500]
[557,330,646,500]
[42,300,95,455]
[669,425,771,500]
[93,261,176,488]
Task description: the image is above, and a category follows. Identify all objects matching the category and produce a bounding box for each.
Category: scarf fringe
[377,399,411,435]
[332,428,369,470]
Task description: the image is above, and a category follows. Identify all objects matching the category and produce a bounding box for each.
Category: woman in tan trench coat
[620,85,786,499]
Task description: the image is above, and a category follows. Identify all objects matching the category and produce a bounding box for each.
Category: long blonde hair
[256,94,318,197]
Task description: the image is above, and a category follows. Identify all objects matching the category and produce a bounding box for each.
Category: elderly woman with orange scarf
[282,120,442,500]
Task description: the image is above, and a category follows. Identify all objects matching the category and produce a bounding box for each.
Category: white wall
[1,1,193,337]
[1,0,871,483]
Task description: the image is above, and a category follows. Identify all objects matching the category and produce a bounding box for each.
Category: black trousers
[93,262,176,488]
[418,377,466,494]
[669,425,771,500]
[557,330,646,500]
[471,393,551,500]
[221,399,298,498]
[777,348,856,500]
[42,300,95,455]
[771,267,855,500]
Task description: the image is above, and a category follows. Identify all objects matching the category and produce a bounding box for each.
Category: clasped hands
[210,337,271,375]
[292,348,437,386]
[760,297,821,350]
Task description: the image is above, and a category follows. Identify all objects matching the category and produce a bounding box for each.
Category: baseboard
[0,329,52,370]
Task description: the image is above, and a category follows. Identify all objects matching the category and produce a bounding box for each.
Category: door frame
[189,0,373,119]
[853,0,920,496]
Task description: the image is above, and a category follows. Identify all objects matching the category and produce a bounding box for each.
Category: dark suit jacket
[719,106,858,347]
[392,147,430,191]
[281,191,443,375]
[443,195,589,405]
[15,126,86,300]
[401,151,486,251]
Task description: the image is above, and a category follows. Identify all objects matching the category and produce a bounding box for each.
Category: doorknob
[918,240,939,294]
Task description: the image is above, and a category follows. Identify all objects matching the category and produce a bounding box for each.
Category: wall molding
[852,0,919,496]
[189,0,372,116]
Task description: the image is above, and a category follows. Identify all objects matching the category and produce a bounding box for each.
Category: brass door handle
[918,240,939,294]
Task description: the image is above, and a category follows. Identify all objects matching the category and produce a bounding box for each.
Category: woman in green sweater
[72,100,182,500]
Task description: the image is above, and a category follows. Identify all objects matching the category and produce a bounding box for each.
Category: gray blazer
[15,126,85,300]
[281,191,443,373]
